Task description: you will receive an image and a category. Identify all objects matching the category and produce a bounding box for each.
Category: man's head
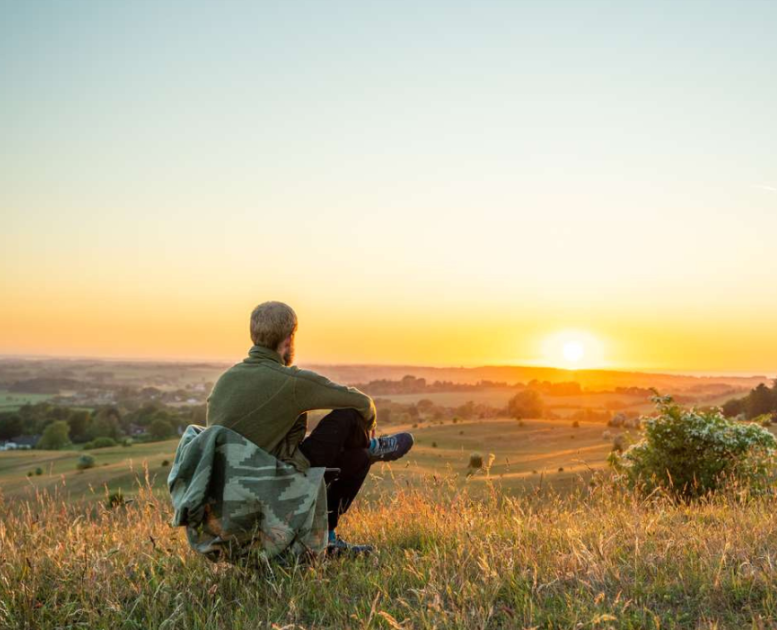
[250,301,298,366]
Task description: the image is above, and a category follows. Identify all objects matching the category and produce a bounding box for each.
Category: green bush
[35,467,43,476]
[753,413,773,427]
[76,455,96,470]
[106,490,125,508]
[611,394,776,498]
[83,437,118,450]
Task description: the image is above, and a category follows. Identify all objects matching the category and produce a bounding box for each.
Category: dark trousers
[298,408,372,531]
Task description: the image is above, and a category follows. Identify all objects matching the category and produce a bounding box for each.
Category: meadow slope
[2,477,776,629]
[0,418,622,504]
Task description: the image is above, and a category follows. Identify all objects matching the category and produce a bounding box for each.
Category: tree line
[0,401,206,450]
[721,380,777,421]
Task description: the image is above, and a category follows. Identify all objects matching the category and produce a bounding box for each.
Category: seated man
[207,301,413,555]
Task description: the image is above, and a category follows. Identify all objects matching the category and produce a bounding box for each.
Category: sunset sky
[2,1,776,374]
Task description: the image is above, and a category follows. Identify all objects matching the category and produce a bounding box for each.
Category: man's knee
[326,407,363,424]
[323,408,369,448]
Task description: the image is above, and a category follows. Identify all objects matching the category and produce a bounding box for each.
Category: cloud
[754,184,777,192]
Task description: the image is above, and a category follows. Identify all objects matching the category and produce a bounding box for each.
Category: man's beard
[283,339,295,366]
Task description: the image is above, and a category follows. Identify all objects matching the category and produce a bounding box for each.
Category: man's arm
[291,368,377,431]
[285,412,308,449]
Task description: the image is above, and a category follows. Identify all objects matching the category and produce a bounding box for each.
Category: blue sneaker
[326,536,374,557]
[369,432,414,463]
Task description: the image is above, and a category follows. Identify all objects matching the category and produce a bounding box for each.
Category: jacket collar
[247,345,284,365]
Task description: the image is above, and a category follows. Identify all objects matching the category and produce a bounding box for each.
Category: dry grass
[2,471,777,629]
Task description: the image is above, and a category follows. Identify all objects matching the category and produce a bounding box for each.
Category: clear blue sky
[2,1,776,371]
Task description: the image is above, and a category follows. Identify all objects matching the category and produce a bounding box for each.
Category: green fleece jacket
[206,345,376,472]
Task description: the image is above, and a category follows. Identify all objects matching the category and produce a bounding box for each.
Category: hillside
[0,417,622,504]
[3,478,776,628]
[1,357,769,398]
[307,363,770,391]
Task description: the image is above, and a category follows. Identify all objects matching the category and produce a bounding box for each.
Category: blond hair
[249,301,298,349]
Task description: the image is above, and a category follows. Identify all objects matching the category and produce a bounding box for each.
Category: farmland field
[0,390,53,411]
[0,417,630,505]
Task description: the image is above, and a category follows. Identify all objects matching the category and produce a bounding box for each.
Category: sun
[540,330,605,369]
[562,341,585,364]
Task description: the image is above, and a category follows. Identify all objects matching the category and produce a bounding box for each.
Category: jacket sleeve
[285,412,308,450]
[291,368,377,430]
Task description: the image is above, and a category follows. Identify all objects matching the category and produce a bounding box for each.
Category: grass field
[0,418,624,504]
[0,440,176,503]
[3,476,777,629]
[3,416,777,628]
[0,389,53,411]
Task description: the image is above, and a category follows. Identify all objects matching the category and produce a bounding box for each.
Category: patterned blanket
[168,425,328,562]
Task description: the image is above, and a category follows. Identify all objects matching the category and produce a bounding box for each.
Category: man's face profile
[282,335,295,366]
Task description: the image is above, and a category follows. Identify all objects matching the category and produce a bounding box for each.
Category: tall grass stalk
[1,472,776,629]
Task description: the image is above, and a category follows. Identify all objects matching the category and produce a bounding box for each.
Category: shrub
[26,471,33,477]
[611,395,776,498]
[83,437,118,450]
[612,434,628,452]
[76,455,96,470]
[466,452,495,476]
[602,430,612,440]
[558,467,564,473]
[161,459,170,467]
[37,420,71,450]
[624,417,642,430]
[507,390,544,420]
[35,467,43,476]
[431,442,438,448]
[106,490,125,508]
[572,420,580,428]
[753,414,773,427]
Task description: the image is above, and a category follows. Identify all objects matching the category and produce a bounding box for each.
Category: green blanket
[168,424,328,562]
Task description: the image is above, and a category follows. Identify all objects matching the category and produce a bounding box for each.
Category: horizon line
[0,352,773,381]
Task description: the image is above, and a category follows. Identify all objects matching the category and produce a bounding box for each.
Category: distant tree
[721,397,745,418]
[88,408,122,440]
[0,413,24,440]
[417,399,435,413]
[507,390,544,420]
[747,384,774,419]
[148,418,175,440]
[66,410,91,443]
[37,421,71,450]
[455,401,476,420]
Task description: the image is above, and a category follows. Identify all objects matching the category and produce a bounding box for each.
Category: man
[207,301,413,555]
